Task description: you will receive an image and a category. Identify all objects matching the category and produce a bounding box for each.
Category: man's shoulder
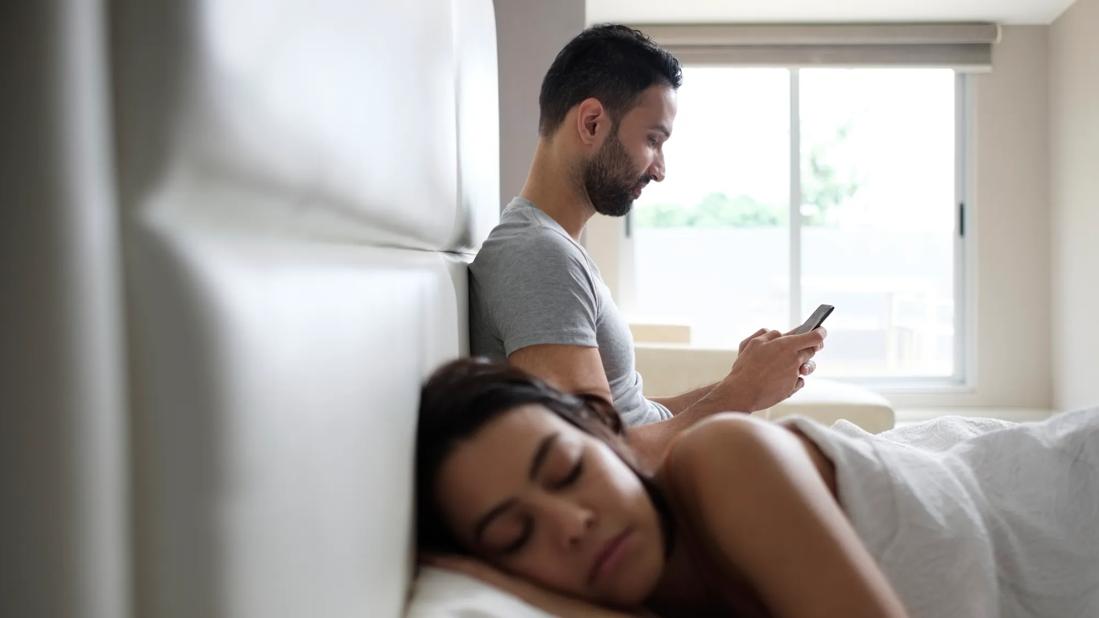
[473,217,585,272]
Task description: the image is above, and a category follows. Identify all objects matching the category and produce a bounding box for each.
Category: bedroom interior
[3,0,1096,616]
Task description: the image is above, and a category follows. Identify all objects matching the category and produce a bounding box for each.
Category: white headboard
[4,1,498,617]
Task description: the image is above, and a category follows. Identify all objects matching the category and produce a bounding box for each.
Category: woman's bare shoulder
[665,414,790,466]
[661,413,835,498]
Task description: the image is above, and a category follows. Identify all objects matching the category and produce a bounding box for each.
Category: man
[470,24,825,464]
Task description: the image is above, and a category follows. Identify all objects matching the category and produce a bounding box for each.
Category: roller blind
[632,23,1001,72]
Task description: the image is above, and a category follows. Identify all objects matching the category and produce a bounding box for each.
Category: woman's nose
[546,500,596,550]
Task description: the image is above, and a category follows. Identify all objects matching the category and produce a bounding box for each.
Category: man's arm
[507,343,718,418]
[508,343,614,404]
[649,326,822,416]
[651,384,718,415]
[632,328,826,465]
[509,343,691,467]
[509,329,826,467]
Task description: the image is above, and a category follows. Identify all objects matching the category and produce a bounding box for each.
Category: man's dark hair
[538,24,682,137]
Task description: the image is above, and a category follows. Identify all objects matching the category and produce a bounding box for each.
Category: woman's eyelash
[501,518,531,554]
[553,458,584,489]
[498,457,584,554]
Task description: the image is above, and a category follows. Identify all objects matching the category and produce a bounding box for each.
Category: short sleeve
[632,399,673,426]
[473,231,599,356]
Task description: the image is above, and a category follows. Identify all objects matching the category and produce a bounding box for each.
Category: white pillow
[405,566,552,617]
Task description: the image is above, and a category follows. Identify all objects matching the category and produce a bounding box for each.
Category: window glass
[631,67,958,379]
[800,68,955,377]
[631,67,790,348]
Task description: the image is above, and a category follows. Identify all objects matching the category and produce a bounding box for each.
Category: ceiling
[586,0,1078,26]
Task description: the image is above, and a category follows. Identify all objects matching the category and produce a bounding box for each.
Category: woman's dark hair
[538,24,683,137]
[415,357,673,555]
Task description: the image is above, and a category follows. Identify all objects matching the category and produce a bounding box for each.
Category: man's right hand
[703,327,827,413]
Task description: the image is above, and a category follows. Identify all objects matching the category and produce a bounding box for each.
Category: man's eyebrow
[651,124,671,138]
[472,432,559,544]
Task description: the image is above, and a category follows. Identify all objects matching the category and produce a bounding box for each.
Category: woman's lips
[588,528,633,585]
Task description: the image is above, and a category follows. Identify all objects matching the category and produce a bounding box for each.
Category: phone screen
[792,304,834,334]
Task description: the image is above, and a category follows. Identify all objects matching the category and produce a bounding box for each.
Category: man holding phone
[469,25,826,464]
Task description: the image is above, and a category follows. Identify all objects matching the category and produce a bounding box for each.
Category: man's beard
[583,131,647,218]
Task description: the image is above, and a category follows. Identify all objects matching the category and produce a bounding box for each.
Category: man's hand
[707,327,827,413]
[740,327,822,381]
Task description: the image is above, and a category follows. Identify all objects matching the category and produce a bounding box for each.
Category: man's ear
[574,97,608,147]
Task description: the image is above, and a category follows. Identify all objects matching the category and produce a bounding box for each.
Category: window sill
[634,342,969,397]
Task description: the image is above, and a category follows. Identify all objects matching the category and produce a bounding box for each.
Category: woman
[415,358,1099,617]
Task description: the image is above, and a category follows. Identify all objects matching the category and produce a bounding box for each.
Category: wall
[494,0,585,204]
[921,25,1052,409]
[832,26,1055,409]
[1050,0,1099,411]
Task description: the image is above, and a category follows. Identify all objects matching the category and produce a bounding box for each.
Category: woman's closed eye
[499,517,532,555]
[493,457,584,554]
[552,456,584,490]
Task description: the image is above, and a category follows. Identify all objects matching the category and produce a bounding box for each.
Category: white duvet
[786,408,1099,618]
[408,410,1099,617]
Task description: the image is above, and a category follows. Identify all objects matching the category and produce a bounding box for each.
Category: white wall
[910,25,1053,409]
[494,0,585,205]
[1050,0,1099,410]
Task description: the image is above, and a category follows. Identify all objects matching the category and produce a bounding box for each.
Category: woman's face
[434,404,666,606]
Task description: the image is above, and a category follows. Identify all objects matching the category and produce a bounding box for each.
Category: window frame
[609,66,975,393]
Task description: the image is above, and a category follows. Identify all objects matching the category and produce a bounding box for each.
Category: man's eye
[552,457,584,489]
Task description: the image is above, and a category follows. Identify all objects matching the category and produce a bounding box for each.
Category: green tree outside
[636,121,860,229]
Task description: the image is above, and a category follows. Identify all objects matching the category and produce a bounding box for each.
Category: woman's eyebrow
[529,432,559,480]
[472,432,560,543]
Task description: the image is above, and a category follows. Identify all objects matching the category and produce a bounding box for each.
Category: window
[626,66,965,382]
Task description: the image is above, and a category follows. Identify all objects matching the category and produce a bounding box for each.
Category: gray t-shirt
[469,197,671,426]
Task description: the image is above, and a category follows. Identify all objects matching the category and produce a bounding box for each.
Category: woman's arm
[662,414,907,618]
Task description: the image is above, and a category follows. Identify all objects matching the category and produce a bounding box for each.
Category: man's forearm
[652,376,760,417]
[632,383,765,467]
[627,412,693,469]
[650,381,718,415]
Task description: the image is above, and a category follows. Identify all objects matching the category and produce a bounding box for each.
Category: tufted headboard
[4,1,498,617]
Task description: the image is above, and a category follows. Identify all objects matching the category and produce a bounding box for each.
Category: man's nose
[648,153,665,182]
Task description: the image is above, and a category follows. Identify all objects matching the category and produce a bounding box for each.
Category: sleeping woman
[415,358,1099,617]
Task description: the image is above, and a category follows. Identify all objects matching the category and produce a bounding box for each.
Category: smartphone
[791,304,834,335]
